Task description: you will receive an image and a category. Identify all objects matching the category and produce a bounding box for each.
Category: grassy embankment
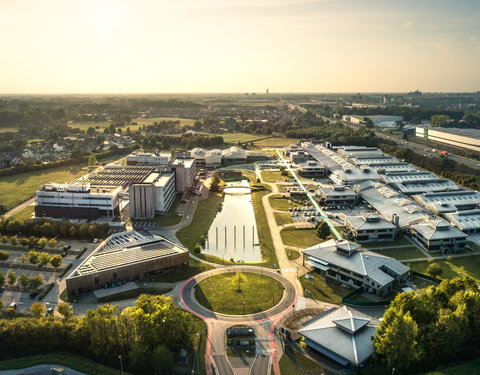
[299,271,352,304]
[194,272,284,315]
[408,256,480,283]
[274,212,293,226]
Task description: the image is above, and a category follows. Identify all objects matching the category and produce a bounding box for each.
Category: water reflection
[203,180,262,262]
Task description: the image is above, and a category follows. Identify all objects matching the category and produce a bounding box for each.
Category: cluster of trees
[142,134,224,151]
[380,143,480,190]
[0,234,62,249]
[0,295,199,374]
[0,270,44,290]
[0,218,110,240]
[373,277,480,374]
[0,108,68,135]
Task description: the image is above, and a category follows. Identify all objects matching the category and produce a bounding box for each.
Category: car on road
[63,245,71,251]
[46,307,54,316]
[9,302,17,310]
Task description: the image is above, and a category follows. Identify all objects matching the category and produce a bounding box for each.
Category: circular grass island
[194,272,285,315]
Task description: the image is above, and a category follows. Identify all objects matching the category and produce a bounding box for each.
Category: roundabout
[180,265,297,323]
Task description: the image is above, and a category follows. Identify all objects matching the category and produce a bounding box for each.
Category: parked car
[9,302,17,310]
[63,245,71,251]
[46,307,54,316]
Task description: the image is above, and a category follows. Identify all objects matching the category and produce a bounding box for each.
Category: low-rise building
[290,151,310,164]
[380,171,460,195]
[298,306,379,367]
[445,209,480,235]
[409,218,467,253]
[318,185,357,206]
[412,190,480,213]
[283,144,303,156]
[35,182,121,220]
[345,213,396,243]
[66,231,189,297]
[222,146,248,164]
[298,160,327,177]
[126,152,171,166]
[171,158,196,193]
[302,239,409,296]
[416,126,480,153]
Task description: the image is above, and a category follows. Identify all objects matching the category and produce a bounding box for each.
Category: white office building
[171,158,197,193]
[126,152,171,166]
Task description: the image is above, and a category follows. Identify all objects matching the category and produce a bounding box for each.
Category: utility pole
[118,355,124,375]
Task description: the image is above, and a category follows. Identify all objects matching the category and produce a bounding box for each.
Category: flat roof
[172,158,196,167]
[142,172,174,186]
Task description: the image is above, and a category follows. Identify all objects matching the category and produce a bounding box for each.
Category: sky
[0,0,479,93]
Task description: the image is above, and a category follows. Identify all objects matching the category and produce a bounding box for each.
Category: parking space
[132,221,158,229]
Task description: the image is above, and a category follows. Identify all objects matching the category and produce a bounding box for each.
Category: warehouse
[66,230,189,297]
[416,127,480,153]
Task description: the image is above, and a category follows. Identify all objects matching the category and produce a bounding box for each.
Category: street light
[118,355,124,375]
[162,318,166,341]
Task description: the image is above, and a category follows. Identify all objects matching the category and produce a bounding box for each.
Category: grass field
[252,137,300,148]
[423,359,480,375]
[274,212,293,226]
[279,347,336,375]
[261,170,289,183]
[0,353,129,375]
[151,258,214,283]
[287,249,300,260]
[268,195,303,210]
[68,117,195,132]
[281,227,320,249]
[370,246,425,260]
[0,165,88,210]
[203,132,268,144]
[362,237,413,249]
[11,205,35,221]
[194,272,284,315]
[300,272,353,304]
[408,256,480,282]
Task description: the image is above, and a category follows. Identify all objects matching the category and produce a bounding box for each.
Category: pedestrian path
[280,268,297,273]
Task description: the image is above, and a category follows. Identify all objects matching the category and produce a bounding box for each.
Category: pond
[203,180,262,263]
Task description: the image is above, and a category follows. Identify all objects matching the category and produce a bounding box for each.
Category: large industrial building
[35,182,122,220]
[416,127,480,152]
[302,239,409,296]
[66,230,189,297]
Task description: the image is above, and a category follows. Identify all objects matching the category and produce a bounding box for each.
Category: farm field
[0,165,88,210]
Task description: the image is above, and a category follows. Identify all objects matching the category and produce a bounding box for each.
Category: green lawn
[68,117,194,132]
[370,246,425,260]
[262,170,291,183]
[362,237,413,249]
[423,359,480,375]
[253,137,300,148]
[203,132,267,144]
[176,192,223,254]
[287,249,300,260]
[274,212,293,226]
[300,272,353,304]
[150,258,214,283]
[250,184,279,268]
[268,195,303,210]
[279,346,335,375]
[0,353,129,375]
[194,272,284,315]
[0,165,88,210]
[281,228,320,249]
[408,256,480,282]
[11,205,35,221]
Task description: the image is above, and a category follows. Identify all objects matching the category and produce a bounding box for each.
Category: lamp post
[162,318,166,341]
[118,355,124,375]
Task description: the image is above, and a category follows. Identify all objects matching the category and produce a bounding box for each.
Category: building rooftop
[418,126,480,140]
[298,306,379,366]
[68,231,188,277]
[319,185,357,198]
[142,171,174,186]
[83,164,155,188]
[412,190,480,212]
[445,209,480,231]
[39,183,121,195]
[303,239,409,287]
[410,218,467,241]
[172,158,196,168]
[346,213,396,231]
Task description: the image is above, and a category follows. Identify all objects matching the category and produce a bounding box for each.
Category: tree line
[0,218,110,240]
[371,277,480,374]
[142,134,224,151]
[0,295,199,375]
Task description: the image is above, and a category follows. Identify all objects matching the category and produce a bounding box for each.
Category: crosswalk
[250,318,273,326]
[280,268,297,273]
[256,337,274,342]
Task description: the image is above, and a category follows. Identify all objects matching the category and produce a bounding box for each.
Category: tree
[6,271,17,286]
[28,250,40,266]
[20,254,27,264]
[365,118,374,128]
[39,252,51,267]
[232,272,247,292]
[59,241,65,249]
[10,235,18,246]
[30,302,46,318]
[316,221,331,240]
[48,238,57,249]
[18,273,29,289]
[0,270,5,288]
[50,255,62,272]
[38,237,48,248]
[0,235,8,244]
[0,250,10,261]
[88,154,97,166]
[431,114,451,127]
[28,275,44,290]
[0,299,3,310]
[426,263,442,278]
[374,311,419,372]
[57,302,73,319]
[210,173,221,192]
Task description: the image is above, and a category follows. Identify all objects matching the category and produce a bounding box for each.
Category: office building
[345,213,396,243]
[35,182,121,220]
[290,151,311,164]
[221,146,247,164]
[66,231,189,297]
[318,185,357,206]
[299,306,379,367]
[126,152,171,166]
[409,218,467,253]
[302,239,409,296]
[380,171,460,195]
[298,160,327,177]
[171,158,196,193]
[412,190,480,213]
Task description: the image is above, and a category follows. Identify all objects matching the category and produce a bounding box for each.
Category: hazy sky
[1,0,479,93]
